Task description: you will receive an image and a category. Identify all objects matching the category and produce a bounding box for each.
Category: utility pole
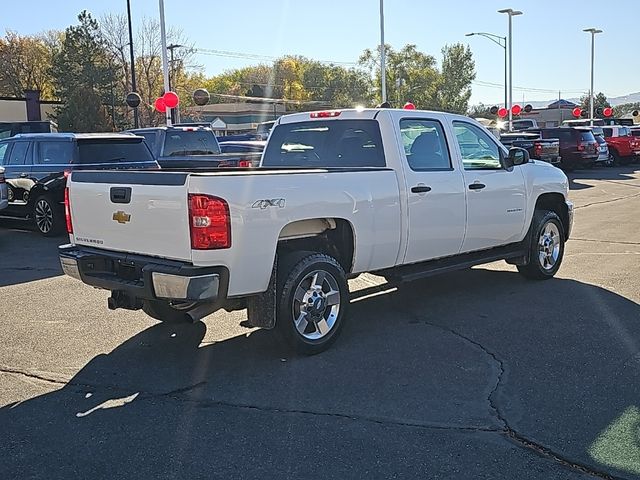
[584,28,603,127]
[379,0,387,103]
[158,0,171,126]
[167,43,183,123]
[126,0,139,127]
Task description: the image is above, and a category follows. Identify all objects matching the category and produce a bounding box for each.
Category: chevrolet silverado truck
[59,109,573,354]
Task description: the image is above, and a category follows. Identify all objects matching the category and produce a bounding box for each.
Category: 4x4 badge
[112,211,131,224]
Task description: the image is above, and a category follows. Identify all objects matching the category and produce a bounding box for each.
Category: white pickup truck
[59,108,573,354]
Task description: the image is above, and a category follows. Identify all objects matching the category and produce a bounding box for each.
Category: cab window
[400,119,451,171]
[452,122,503,170]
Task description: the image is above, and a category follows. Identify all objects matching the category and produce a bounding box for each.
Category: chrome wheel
[291,270,341,340]
[538,222,561,271]
[34,198,54,234]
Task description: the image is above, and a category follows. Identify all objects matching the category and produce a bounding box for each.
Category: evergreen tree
[51,11,114,131]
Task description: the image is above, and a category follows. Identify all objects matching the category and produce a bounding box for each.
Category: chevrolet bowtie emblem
[112,211,131,224]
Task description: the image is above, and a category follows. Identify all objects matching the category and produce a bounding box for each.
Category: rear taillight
[188,194,231,250]
[64,186,73,234]
[577,140,584,151]
[238,160,252,168]
[534,143,543,155]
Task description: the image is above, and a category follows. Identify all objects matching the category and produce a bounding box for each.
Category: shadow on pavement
[1,268,639,479]
[568,165,640,190]
[0,221,65,287]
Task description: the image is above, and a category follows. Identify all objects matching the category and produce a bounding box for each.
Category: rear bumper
[59,244,229,303]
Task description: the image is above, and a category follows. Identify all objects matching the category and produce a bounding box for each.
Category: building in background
[518,99,578,128]
[183,102,286,135]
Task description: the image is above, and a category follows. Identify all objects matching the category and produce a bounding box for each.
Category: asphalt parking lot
[1,166,639,480]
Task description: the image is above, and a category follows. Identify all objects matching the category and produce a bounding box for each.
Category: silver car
[0,167,7,210]
[594,134,611,166]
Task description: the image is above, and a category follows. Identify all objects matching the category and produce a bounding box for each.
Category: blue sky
[1,0,637,105]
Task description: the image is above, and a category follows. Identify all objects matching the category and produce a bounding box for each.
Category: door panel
[0,141,33,217]
[400,118,466,264]
[452,121,526,253]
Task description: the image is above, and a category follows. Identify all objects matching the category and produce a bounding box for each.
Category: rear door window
[400,119,451,170]
[76,139,154,164]
[263,120,385,168]
[603,128,613,138]
[162,130,221,156]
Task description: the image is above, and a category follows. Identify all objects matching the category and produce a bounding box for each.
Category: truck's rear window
[163,130,221,156]
[76,139,154,164]
[263,120,386,168]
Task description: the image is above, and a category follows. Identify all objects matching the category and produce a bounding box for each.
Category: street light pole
[466,32,507,110]
[498,9,522,132]
[126,0,139,128]
[379,0,387,103]
[158,0,171,126]
[583,28,603,127]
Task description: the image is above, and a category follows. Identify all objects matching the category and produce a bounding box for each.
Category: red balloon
[154,97,166,113]
[403,102,416,110]
[603,107,613,117]
[572,107,582,118]
[497,107,508,118]
[511,104,522,115]
[163,91,179,108]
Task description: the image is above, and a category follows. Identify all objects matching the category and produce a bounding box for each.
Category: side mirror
[505,147,529,168]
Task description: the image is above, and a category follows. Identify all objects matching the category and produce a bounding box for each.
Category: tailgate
[537,140,559,157]
[68,171,192,262]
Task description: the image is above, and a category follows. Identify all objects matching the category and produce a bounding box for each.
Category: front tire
[33,195,63,236]
[276,253,349,355]
[517,210,565,280]
[142,300,196,324]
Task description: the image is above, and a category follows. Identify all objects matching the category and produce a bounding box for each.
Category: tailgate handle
[110,187,131,204]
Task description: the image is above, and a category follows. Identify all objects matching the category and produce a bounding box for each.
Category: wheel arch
[276,217,356,274]
[534,193,569,240]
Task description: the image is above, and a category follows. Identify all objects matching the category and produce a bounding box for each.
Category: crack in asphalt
[0,367,68,386]
[574,191,640,209]
[401,312,626,480]
[1,342,630,480]
[571,238,640,247]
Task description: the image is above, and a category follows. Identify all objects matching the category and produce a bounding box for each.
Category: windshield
[162,130,221,156]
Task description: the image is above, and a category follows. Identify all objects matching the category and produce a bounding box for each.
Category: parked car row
[500,124,640,170]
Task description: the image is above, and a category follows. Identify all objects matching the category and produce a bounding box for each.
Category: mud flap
[246,256,277,329]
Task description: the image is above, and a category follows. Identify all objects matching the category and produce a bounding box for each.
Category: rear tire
[517,210,565,280]
[32,195,63,236]
[142,300,196,324]
[276,252,349,355]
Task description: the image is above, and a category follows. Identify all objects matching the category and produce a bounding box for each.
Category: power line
[194,47,358,67]
[472,80,586,94]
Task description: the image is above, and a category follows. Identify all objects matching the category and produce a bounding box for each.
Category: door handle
[468,183,486,190]
[411,185,432,193]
